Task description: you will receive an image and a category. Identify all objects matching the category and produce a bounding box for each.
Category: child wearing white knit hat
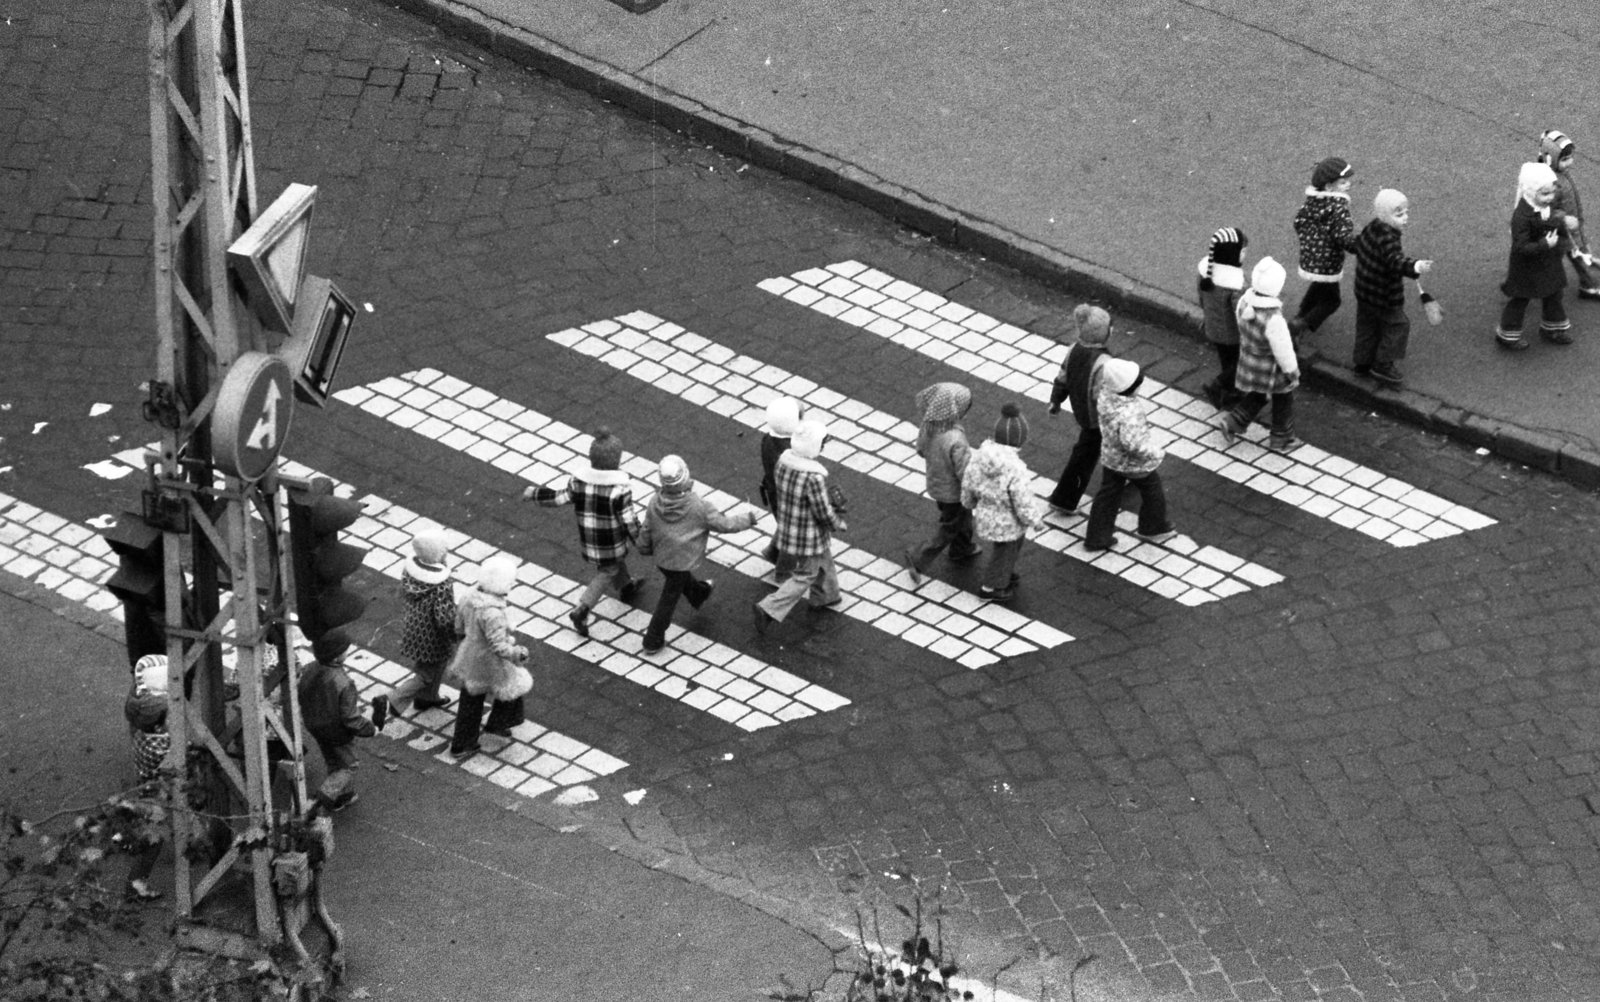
[1210,257,1303,453]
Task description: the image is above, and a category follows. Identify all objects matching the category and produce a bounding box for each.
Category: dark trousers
[910,500,977,572]
[1084,467,1171,549]
[1353,305,1410,369]
[1499,292,1569,335]
[1229,390,1295,440]
[451,691,525,751]
[1047,427,1102,510]
[1203,343,1241,409]
[1296,281,1342,332]
[644,569,712,647]
[981,538,1025,591]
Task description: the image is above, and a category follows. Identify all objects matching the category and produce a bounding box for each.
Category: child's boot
[1495,327,1529,351]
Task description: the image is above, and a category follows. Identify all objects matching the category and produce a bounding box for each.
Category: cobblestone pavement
[5,1,1600,1000]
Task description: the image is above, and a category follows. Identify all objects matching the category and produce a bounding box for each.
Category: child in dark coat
[1197,227,1247,410]
[1352,189,1433,385]
[635,455,759,653]
[1045,304,1113,513]
[298,630,376,810]
[1539,130,1599,300]
[1292,157,1357,338]
[372,531,456,729]
[524,427,640,638]
[1497,161,1574,350]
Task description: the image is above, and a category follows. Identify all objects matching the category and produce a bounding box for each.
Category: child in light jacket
[635,455,759,654]
[1084,360,1174,551]
[1212,257,1302,452]
[904,382,978,587]
[960,403,1042,603]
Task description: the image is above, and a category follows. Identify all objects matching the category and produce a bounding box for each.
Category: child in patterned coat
[1084,359,1174,551]
[371,531,457,729]
[1292,157,1357,339]
[524,427,641,638]
[960,403,1042,602]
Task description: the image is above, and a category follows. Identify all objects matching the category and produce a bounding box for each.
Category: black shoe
[687,579,714,609]
[641,637,665,654]
[568,605,589,638]
[1352,364,1371,376]
[948,548,982,563]
[1209,415,1237,444]
[618,580,641,602]
[484,725,512,738]
[1496,336,1530,352]
[1541,327,1575,344]
[1578,287,1600,301]
[370,695,389,731]
[1368,365,1404,385]
[449,744,481,760]
[752,601,772,636]
[1083,539,1118,552]
[978,586,1015,603]
[414,696,453,712]
[332,792,360,812]
[1136,528,1178,544]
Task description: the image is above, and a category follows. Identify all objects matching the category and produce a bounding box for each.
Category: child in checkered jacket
[523,427,641,638]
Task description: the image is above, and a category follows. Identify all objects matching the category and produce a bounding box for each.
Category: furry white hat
[478,556,518,596]
[791,421,828,460]
[1099,358,1142,395]
[763,397,801,437]
[1249,257,1287,299]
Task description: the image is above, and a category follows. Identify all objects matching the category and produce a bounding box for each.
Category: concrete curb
[385,0,1600,491]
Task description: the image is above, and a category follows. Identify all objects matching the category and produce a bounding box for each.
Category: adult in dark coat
[1497,161,1575,350]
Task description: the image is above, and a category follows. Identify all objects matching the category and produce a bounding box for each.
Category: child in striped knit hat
[1197,227,1248,411]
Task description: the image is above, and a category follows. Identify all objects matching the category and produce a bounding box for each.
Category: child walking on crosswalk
[960,403,1043,603]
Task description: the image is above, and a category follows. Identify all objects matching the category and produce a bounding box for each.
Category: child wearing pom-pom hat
[960,403,1042,602]
[1197,228,1248,410]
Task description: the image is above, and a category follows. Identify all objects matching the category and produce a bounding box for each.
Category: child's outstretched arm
[523,481,572,507]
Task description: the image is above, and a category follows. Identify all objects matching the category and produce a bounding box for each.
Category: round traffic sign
[214,351,294,482]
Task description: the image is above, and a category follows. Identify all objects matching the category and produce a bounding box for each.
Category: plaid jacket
[771,451,840,558]
[532,466,635,563]
[1353,219,1419,311]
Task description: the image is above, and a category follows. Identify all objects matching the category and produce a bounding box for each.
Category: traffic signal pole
[142,0,337,977]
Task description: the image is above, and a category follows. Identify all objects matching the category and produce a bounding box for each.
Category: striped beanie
[1202,227,1247,288]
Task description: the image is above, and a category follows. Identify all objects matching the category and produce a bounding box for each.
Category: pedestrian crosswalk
[335,370,1074,668]
[548,310,1283,606]
[760,261,1498,547]
[0,482,630,800]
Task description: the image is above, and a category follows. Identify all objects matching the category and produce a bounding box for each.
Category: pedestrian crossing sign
[227,183,317,334]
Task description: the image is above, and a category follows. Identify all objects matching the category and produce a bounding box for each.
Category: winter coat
[448,587,531,700]
[1294,189,1356,281]
[1233,294,1299,395]
[759,433,791,509]
[1353,219,1420,311]
[1502,198,1568,300]
[298,660,376,749]
[1097,387,1165,476]
[1551,171,1588,253]
[1048,343,1109,428]
[636,487,758,571]
[919,427,971,503]
[770,450,842,558]
[959,440,1041,543]
[1197,260,1244,346]
[531,465,635,564]
[398,562,457,667]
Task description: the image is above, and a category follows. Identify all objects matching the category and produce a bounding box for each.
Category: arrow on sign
[247,381,282,451]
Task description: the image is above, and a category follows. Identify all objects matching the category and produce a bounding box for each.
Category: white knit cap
[136,654,169,695]
[1250,257,1287,299]
[1099,358,1141,394]
[764,397,801,437]
[478,556,518,596]
[791,421,828,460]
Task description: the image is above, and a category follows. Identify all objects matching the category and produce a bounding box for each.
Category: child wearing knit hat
[371,530,459,731]
[297,627,376,809]
[754,421,847,633]
[1292,157,1358,341]
[959,403,1043,602]
[1083,359,1175,550]
[1352,190,1433,383]
[1045,304,1115,513]
[523,426,642,639]
[1538,130,1599,300]
[904,382,980,587]
[1497,161,1575,350]
[1210,258,1302,452]
[1197,228,1248,410]
[634,455,759,654]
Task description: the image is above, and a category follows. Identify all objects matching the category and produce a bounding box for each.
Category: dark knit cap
[992,402,1029,448]
[589,427,622,470]
[1311,157,1354,190]
[312,628,352,665]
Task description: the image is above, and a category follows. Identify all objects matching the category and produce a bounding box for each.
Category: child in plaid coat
[753,421,845,632]
[524,427,640,638]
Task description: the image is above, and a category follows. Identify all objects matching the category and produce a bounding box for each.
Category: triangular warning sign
[228,183,317,333]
